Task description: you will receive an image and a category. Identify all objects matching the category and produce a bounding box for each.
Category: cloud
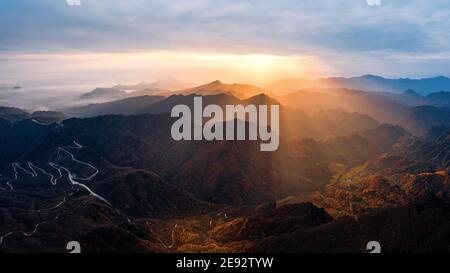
[367,0,382,6]
[1,0,448,54]
[1,0,450,80]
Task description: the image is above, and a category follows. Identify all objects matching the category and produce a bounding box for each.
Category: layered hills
[1,78,450,253]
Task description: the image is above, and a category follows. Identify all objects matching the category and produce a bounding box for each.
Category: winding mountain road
[0,214,60,246]
[0,140,111,247]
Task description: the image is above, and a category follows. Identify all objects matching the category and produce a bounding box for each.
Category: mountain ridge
[266,75,450,95]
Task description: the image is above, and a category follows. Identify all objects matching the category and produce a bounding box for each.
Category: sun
[228,53,312,84]
[245,54,280,69]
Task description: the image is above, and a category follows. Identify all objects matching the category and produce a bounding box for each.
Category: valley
[1,80,450,253]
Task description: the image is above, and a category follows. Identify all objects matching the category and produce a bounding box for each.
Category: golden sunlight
[9,51,323,87]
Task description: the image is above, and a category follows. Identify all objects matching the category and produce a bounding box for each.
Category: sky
[1,0,450,89]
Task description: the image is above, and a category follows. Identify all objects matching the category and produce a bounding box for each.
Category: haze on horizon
[1,0,450,90]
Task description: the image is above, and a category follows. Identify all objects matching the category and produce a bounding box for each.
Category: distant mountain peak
[243,93,279,105]
[210,80,223,85]
[80,87,126,101]
[267,75,450,95]
[178,80,269,99]
[0,105,31,122]
[430,75,449,80]
[426,90,450,99]
[403,89,423,97]
[249,93,269,98]
[360,74,385,79]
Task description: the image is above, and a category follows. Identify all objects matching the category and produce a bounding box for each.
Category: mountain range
[266,75,450,95]
[77,80,269,105]
[1,77,450,253]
